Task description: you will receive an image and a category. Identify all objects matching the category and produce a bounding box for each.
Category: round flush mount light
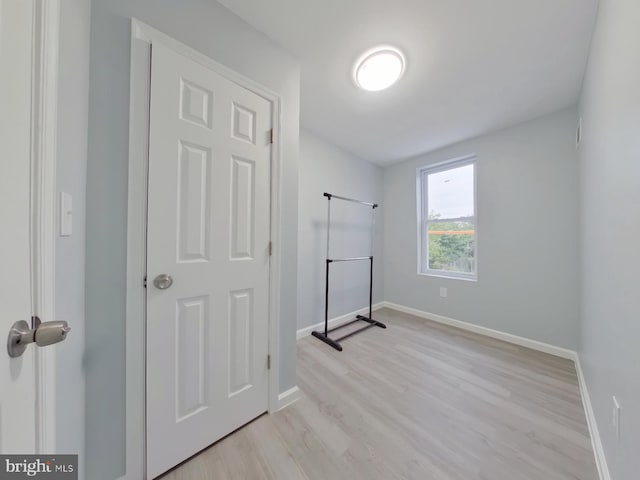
[354,46,406,92]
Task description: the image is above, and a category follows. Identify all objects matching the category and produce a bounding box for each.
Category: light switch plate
[576,117,582,148]
[440,287,448,298]
[612,396,621,440]
[59,192,72,237]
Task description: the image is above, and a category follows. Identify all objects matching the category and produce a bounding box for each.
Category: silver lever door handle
[7,320,71,358]
[35,321,71,347]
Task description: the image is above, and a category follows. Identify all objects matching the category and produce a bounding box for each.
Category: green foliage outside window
[427,212,475,273]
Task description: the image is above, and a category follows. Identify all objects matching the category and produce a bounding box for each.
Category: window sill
[418,272,477,282]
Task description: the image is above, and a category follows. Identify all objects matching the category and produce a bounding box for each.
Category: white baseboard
[380,302,577,361]
[296,302,385,339]
[575,357,611,480]
[276,386,301,411]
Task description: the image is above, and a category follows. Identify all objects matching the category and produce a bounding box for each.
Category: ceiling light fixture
[354,46,405,92]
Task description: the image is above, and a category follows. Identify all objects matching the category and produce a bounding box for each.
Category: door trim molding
[31,0,60,454]
[126,19,284,480]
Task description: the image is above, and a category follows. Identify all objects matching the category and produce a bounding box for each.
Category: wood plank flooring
[160,308,598,480]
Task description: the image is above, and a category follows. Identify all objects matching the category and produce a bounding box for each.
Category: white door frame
[125,19,284,480]
[30,0,60,454]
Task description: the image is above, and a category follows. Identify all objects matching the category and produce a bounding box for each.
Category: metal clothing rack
[311,192,386,351]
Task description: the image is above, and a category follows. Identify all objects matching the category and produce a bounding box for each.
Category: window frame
[416,155,478,281]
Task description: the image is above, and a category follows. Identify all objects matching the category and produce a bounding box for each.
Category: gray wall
[85,1,299,478]
[297,131,384,331]
[578,0,640,477]
[55,0,91,476]
[383,108,580,349]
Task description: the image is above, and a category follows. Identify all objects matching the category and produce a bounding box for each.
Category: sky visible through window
[423,161,476,277]
[428,164,474,219]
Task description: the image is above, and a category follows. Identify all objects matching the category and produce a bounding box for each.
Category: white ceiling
[219,0,599,165]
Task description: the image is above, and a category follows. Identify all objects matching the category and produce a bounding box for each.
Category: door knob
[153,274,173,290]
[7,319,71,358]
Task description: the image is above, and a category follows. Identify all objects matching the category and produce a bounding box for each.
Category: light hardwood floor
[160,308,598,480]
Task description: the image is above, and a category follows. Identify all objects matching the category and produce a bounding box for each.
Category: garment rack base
[311,315,386,352]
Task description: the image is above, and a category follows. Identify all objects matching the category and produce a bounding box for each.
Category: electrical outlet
[440,287,447,298]
[612,396,621,440]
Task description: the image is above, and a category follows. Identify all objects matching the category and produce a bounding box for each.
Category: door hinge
[269,128,274,144]
[268,241,273,256]
[267,354,271,370]
[143,275,147,288]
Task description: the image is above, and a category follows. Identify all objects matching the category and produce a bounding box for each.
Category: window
[418,156,477,280]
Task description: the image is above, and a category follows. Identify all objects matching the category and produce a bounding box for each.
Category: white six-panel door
[146,41,272,478]
[0,0,37,454]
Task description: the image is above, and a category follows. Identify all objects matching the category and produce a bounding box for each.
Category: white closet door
[146,40,272,479]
